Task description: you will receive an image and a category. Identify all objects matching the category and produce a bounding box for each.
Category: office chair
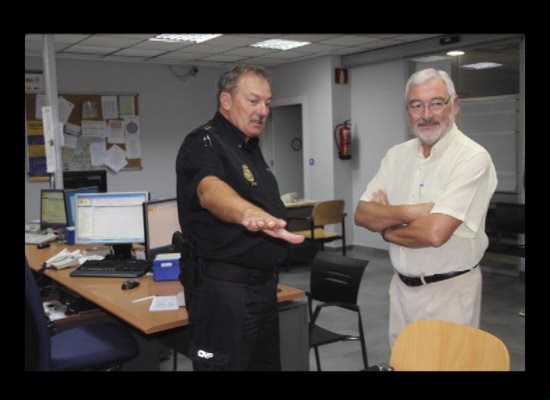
[307,252,369,371]
[289,199,347,256]
[492,202,525,258]
[368,319,510,371]
[25,256,140,371]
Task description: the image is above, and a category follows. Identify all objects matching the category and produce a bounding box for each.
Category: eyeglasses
[407,96,452,115]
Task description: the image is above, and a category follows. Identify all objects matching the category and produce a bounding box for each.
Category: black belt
[396,264,479,287]
[201,261,275,284]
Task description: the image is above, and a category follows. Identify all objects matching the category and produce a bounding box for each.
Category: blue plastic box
[153,253,180,282]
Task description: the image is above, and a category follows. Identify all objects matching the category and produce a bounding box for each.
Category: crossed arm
[197,176,305,244]
[354,190,461,249]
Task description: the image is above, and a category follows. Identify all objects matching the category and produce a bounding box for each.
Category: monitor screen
[74,192,149,246]
[40,189,68,230]
[63,170,107,192]
[64,187,99,227]
[143,198,180,260]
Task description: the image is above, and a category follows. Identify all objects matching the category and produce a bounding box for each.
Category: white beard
[412,113,454,146]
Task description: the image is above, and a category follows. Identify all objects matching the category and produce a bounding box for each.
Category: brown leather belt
[201,261,276,284]
[396,264,479,287]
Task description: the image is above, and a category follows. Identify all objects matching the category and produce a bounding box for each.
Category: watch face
[291,138,302,151]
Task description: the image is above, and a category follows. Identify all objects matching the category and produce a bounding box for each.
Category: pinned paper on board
[82,101,98,119]
[124,116,140,136]
[119,96,135,117]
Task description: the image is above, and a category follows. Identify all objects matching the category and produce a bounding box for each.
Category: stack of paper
[149,296,179,312]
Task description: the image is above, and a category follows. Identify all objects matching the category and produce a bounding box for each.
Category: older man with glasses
[354,68,497,348]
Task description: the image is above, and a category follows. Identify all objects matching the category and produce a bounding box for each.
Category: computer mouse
[37,243,51,249]
[121,280,140,290]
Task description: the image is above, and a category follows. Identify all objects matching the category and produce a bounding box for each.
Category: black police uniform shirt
[176,112,288,270]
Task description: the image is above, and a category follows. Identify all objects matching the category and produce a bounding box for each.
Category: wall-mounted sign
[25,72,44,93]
[335,68,348,84]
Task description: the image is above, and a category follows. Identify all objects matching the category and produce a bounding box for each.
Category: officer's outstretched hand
[242,211,305,244]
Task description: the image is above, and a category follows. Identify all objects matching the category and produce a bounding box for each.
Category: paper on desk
[46,249,82,270]
[149,296,179,312]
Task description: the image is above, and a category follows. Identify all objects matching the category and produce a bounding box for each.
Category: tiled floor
[161,246,525,371]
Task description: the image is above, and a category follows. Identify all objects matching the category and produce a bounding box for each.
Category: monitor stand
[111,244,133,260]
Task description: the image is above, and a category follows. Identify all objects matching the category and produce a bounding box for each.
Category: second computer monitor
[63,170,107,193]
[143,198,180,260]
[40,189,68,230]
[64,187,99,227]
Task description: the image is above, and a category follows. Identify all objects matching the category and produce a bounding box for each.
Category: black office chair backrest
[494,202,525,235]
[24,256,52,371]
[310,252,368,306]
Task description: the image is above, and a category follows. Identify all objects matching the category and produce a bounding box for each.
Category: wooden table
[26,242,306,335]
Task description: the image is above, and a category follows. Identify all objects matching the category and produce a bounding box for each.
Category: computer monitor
[40,189,68,230]
[63,170,107,192]
[64,187,99,227]
[143,198,180,260]
[74,191,149,259]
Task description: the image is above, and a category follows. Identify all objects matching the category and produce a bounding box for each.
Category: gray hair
[405,68,456,100]
[217,65,272,107]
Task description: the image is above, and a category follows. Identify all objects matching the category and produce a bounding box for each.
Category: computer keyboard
[25,232,58,245]
[70,259,152,278]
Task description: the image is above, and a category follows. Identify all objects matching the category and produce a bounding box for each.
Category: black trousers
[186,264,281,371]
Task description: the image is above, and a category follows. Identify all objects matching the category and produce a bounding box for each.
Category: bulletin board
[25,92,142,181]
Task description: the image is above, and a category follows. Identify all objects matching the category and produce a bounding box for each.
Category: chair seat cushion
[50,322,139,371]
[310,325,357,347]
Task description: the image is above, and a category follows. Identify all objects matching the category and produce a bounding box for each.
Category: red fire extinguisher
[334,120,352,160]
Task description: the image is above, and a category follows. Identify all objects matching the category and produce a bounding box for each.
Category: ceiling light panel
[150,34,222,43]
[461,62,503,70]
[250,39,310,51]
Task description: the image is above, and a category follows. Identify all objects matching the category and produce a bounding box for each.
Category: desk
[26,242,309,370]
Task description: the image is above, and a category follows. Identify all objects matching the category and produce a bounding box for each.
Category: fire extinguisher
[334,120,352,160]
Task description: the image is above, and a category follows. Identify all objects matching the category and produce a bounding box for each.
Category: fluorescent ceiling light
[149,34,222,43]
[461,62,503,70]
[412,55,452,63]
[446,50,465,56]
[250,39,310,51]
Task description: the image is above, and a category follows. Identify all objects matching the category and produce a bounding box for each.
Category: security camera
[440,35,460,46]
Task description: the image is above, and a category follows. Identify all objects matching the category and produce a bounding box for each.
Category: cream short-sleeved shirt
[360,124,497,277]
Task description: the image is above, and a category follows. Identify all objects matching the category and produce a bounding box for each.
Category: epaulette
[197,121,217,135]
[195,121,217,148]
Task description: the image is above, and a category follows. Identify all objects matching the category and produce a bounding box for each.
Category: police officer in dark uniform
[175,65,304,371]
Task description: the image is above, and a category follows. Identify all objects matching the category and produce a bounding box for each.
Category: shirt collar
[213,111,259,150]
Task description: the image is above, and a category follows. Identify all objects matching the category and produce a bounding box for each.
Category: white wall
[270,105,303,196]
[271,57,336,202]
[25,56,224,222]
[350,59,409,250]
